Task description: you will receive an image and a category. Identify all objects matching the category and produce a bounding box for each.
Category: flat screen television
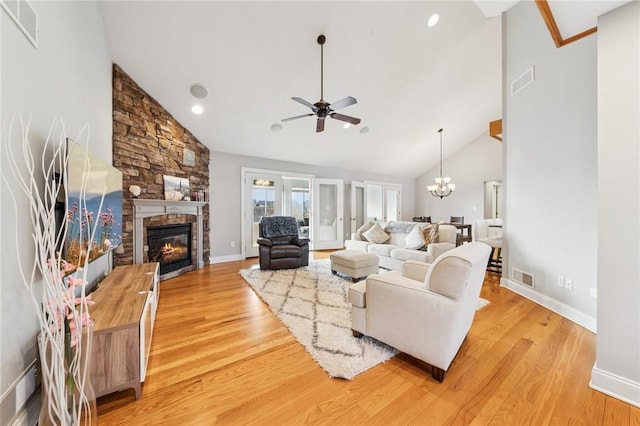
[63,139,123,266]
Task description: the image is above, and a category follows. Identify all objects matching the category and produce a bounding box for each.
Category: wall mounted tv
[63,138,123,266]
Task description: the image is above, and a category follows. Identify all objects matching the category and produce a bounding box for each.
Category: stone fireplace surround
[112,64,210,271]
[133,199,207,279]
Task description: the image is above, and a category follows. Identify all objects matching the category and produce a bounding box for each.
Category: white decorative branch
[1,116,101,425]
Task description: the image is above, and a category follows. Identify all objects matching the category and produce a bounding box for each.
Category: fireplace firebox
[147,224,192,275]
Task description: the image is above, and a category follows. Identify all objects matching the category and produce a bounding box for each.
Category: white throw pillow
[404,224,427,250]
[362,223,390,244]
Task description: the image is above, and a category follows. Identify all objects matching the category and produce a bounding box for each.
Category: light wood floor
[97,252,640,425]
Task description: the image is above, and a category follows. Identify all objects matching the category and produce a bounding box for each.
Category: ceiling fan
[282,35,361,133]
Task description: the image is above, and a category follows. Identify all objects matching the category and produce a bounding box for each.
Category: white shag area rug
[240,259,397,379]
[240,259,490,380]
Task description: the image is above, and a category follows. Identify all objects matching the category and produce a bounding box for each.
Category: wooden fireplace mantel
[132,199,207,268]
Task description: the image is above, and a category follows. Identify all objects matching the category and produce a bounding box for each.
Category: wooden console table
[89,262,159,399]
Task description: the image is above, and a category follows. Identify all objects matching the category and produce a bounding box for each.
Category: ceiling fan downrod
[318,35,325,101]
[280,33,361,132]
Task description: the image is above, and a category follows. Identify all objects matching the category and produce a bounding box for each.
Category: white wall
[590,1,640,406]
[502,1,598,328]
[210,151,415,260]
[0,1,112,420]
[415,133,502,223]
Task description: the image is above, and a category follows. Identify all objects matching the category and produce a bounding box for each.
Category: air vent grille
[512,268,534,288]
[511,66,535,96]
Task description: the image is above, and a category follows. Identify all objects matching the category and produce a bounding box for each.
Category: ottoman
[330,250,379,282]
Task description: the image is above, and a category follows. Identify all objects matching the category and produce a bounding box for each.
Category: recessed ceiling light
[190,84,208,99]
[359,126,370,134]
[428,13,440,27]
[191,105,204,115]
[271,123,283,132]
[343,123,351,129]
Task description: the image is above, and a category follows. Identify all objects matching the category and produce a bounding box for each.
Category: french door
[312,178,344,250]
[366,182,401,222]
[350,181,366,235]
[244,172,282,257]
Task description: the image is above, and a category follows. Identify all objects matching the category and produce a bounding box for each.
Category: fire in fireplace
[147,224,192,275]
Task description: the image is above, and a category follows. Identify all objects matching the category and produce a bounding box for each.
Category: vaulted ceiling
[99,1,627,179]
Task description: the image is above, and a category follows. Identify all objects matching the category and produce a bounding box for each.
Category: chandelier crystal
[428,128,455,199]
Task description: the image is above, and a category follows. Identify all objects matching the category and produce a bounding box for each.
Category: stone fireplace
[111,64,210,272]
[132,198,206,280]
[147,223,192,275]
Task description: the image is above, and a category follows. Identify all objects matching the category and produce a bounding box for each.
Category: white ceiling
[99,1,627,179]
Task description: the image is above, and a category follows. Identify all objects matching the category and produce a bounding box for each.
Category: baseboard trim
[590,364,640,408]
[501,278,597,333]
[209,254,244,264]
[9,391,39,426]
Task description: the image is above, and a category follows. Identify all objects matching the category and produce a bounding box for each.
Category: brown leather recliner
[257,216,309,270]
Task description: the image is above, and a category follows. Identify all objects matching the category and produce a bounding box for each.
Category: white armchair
[348,242,491,382]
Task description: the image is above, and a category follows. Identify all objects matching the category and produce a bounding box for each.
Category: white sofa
[344,221,458,271]
[348,242,491,381]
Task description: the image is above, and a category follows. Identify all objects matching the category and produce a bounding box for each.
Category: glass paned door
[312,178,344,250]
[366,184,383,222]
[385,187,399,221]
[245,173,282,257]
[366,183,401,223]
[351,181,366,236]
[283,178,311,238]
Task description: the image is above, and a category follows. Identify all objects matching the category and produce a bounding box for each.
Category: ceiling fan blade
[292,97,318,111]
[316,118,325,133]
[282,113,314,122]
[329,96,357,111]
[330,113,361,125]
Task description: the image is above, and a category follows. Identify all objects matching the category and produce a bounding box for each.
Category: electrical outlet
[230,241,235,248]
[565,278,573,290]
[589,288,597,299]
[557,276,564,288]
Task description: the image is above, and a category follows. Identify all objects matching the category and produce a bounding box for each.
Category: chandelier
[428,128,455,199]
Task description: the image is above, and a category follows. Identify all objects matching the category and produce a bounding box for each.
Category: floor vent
[512,268,534,288]
[511,66,535,96]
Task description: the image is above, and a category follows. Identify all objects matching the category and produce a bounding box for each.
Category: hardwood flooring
[97,252,640,425]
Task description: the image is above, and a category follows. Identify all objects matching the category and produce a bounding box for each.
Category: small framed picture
[183,148,196,167]
[163,175,190,201]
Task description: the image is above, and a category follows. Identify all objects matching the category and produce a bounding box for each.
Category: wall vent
[512,268,535,288]
[511,66,535,96]
[1,0,38,48]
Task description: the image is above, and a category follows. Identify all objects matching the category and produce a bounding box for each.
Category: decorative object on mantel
[163,175,190,201]
[1,117,99,425]
[191,189,208,202]
[129,184,141,198]
[428,128,456,199]
[182,148,195,167]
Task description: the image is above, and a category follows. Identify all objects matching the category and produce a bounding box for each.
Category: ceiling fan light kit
[428,128,456,199]
[282,34,361,133]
